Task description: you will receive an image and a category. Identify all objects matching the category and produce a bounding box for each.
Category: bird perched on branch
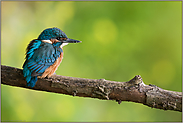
[22,27,81,87]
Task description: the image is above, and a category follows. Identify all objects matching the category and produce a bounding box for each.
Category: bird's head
[38,27,81,47]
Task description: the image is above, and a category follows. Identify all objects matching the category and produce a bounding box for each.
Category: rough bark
[1,65,182,112]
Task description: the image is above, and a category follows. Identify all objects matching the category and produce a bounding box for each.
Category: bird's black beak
[62,38,82,43]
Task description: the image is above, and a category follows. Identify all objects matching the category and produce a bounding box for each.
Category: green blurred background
[1,1,182,122]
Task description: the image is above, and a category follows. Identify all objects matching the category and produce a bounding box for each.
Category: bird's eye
[56,37,60,40]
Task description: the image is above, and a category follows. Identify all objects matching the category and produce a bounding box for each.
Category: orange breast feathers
[41,52,63,78]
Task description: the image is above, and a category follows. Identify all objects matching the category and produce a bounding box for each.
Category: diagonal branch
[1,65,182,112]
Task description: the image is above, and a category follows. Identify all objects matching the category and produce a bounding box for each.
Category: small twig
[1,65,182,112]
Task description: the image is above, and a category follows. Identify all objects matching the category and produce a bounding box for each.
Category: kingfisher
[22,27,81,87]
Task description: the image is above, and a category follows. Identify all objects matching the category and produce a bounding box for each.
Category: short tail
[27,76,38,87]
[23,64,38,87]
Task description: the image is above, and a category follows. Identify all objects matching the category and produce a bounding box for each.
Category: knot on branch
[125,75,145,89]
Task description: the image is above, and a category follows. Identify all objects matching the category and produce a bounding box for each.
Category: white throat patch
[60,43,68,48]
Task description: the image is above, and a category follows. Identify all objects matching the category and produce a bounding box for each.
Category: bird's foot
[53,72,57,75]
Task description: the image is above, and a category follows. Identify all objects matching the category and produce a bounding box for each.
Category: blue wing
[22,39,63,87]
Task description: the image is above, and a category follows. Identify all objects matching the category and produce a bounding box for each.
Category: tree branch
[1,65,182,112]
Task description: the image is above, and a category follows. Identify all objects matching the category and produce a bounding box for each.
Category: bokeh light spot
[92,18,118,44]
